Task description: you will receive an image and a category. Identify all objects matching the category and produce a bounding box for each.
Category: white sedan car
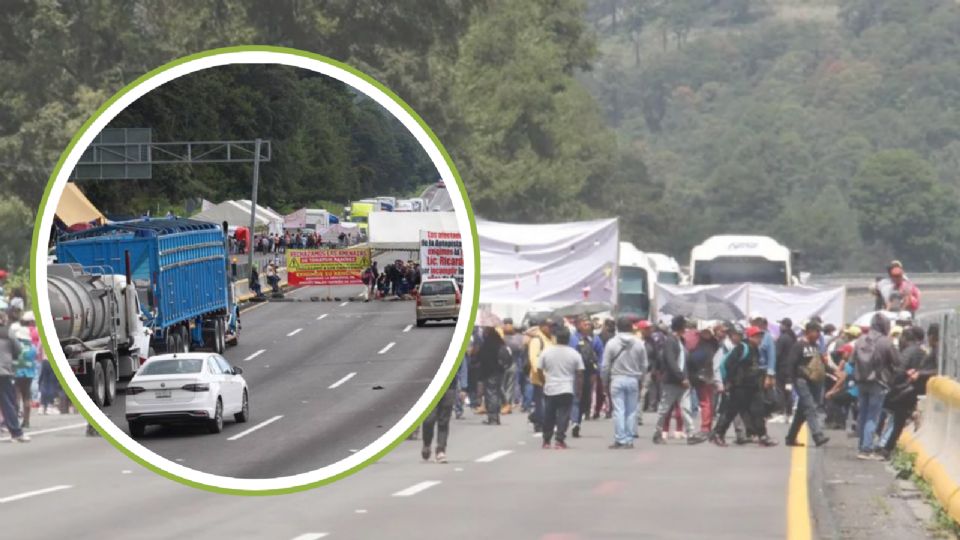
[125,353,249,438]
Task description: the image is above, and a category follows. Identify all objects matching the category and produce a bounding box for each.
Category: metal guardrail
[914,310,960,379]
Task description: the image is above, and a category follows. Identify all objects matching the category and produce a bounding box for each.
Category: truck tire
[214,319,225,355]
[91,361,106,408]
[208,398,224,434]
[129,421,145,438]
[103,360,116,406]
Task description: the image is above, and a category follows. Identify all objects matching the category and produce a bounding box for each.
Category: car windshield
[140,358,204,376]
[421,281,456,296]
[693,258,787,285]
[658,271,681,285]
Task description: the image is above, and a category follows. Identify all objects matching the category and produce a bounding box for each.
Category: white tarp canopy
[368,211,458,250]
[654,283,847,328]
[192,200,284,235]
[478,218,619,306]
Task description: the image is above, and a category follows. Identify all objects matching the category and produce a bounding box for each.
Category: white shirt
[539,345,584,397]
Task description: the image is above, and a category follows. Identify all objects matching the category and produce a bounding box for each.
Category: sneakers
[857,452,884,461]
[687,433,707,445]
[0,434,29,443]
[571,425,581,438]
[482,419,501,426]
[609,442,626,450]
[785,438,804,447]
[421,447,431,461]
[709,434,727,447]
[672,431,686,440]
[435,451,447,463]
[813,436,830,448]
[757,437,779,447]
[653,433,666,445]
[553,441,568,450]
[501,404,512,415]
[542,442,552,450]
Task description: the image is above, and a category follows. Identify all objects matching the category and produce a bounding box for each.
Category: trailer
[55,218,241,363]
[48,263,151,407]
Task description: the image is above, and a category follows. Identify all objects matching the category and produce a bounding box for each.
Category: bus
[689,235,794,286]
[647,253,683,285]
[618,242,657,320]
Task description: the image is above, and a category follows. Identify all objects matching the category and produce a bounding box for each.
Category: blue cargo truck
[56,218,242,361]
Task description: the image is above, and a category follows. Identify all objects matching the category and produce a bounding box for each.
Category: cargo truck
[48,263,152,407]
[55,219,241,372]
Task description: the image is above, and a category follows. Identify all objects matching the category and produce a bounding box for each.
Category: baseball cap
[845,325,862,337]
[839,343,854,356]
[634,320,652,330]
[890,266,904,278]
[503,317,514,325]
[746,326,763,338]
[749,311,765,322]
[778,317,793,328]
[805,321,822,332]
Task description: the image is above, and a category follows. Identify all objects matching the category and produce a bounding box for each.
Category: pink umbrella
[476,310,503,328]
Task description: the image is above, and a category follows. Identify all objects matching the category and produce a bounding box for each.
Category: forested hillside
[3,0,960,274]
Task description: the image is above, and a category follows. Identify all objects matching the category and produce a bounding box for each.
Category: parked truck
[48,263,152,407]
[55,219,241,376]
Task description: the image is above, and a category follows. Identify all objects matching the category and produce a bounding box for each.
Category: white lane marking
[475,450,513,463]
[290,534,329,540]
[25,422,87,436]
[378,342,396,355]
[454,467,464,472]
[339,301,349,307]
[227,415,283,441]
[355,509,368,514]
[392,480,441,497]
[287,328,303,337]
[121,470,132,475]
[403,324,413,333]
[0,485,72,504]
[243,349,266,362]
[329,372,357,389]
[317,314,329,320]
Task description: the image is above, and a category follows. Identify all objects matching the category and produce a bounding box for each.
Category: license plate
[432,301,446,307]
[155,390,172,399]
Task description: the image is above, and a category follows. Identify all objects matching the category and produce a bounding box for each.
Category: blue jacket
[570,330,604,368]
[759,331,776,376]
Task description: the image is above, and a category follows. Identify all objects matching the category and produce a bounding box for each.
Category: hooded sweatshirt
[853,313,900,386]
[0,323,16,377]
[601,333,647,386]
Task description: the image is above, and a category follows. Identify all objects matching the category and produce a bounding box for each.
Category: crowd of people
[419,262,936,462]
[230,229,362,255]
[361,260,422,299]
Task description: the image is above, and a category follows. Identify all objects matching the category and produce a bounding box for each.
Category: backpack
[854,335,878,383]
[578,337,599,372]
[498,345,514,371]
[13,337,35,370]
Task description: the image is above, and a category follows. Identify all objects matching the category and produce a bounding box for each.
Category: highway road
[422,183,453,212]
[97,284,456,478]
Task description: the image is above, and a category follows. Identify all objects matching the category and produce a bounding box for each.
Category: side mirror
[232,366,243,375]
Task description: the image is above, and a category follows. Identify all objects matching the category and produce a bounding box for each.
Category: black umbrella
[660,291,744,321]
[550,301,613,319]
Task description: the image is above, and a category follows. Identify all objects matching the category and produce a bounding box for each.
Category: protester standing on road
[537,326,583,449]
[526,319,556,433]
[477,327,510,426]
[775,318,797,419]
[784,322,830,447]
[853,313,901,460]
[421,378,457,463]
[501,319,524,415]
[595,319,616,419]
[710,326,777,447]
[571,315,603,438]
[636,320,661,426]
[654,316,707,445]
[880,325,935,457]
[688,326,717,434]
[0,312,28,442]
[10,309,36,429]
[603,317,647,449]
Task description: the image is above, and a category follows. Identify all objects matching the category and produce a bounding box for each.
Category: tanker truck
[55,218,241,366]
[48,263,151,408]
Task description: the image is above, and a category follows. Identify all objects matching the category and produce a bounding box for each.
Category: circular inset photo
[30,47,478,494]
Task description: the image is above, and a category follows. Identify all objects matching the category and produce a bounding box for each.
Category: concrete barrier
[899,376,960,524]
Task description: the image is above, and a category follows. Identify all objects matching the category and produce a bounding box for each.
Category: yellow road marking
[787,424,812,540]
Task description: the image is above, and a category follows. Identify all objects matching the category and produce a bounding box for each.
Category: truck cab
[690,235,793,285]
[618,242,657,320]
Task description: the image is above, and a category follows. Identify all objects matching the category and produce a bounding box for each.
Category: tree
[850,149,959,270]
[0,196,33,271]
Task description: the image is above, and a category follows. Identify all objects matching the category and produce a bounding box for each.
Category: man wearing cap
[710,325,778,447]
[774,318,796,421]
[502,318,524,416]
[653,316,707,445]
[825,343,857,430]
[784,322,830,447]
[713,323,748,443]
[603,317,647,449]
[570,315,604,438]
[526,318,557,433]
[873,263,920,315]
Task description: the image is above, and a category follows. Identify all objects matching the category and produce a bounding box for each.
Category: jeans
[521,374,534,411]
[501,363,517,406]
[571,371,595,425]
[484,372,503,422]
[655,383,696,437]
[529,384,544,429]
[0,376,24,438]
[857,381,887,453]
[422,389,455,452]
[543,393,574,444]
[611,376,640,444]
[787,378,824,442]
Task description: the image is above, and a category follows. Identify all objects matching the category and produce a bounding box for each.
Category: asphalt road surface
[422,183,453,212]
[98,284,456,478]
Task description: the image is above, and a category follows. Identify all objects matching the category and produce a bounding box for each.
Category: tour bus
[647,253,683,285]
[618,242,658,320]
[689,235,795,286]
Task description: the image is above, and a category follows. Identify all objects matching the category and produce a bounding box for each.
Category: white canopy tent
[192,199,284,236]
[368,211,459,250]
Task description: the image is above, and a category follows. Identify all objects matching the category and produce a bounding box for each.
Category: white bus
[647,253,683,285]
[689,235,794,286]
[618,242,657,319]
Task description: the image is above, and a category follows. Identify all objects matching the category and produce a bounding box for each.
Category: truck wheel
[214,319,225,354]
[103,360,116,406]
[208,398,224,434]
[91,361,106,408]
[129,421,145,438]
[171,333,182,355]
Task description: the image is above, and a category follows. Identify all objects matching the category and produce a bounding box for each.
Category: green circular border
[28,45,480,496]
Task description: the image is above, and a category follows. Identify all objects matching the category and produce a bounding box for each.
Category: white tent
[477,218,619,308]
[192,200,283,235]
[368,211,458,250]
